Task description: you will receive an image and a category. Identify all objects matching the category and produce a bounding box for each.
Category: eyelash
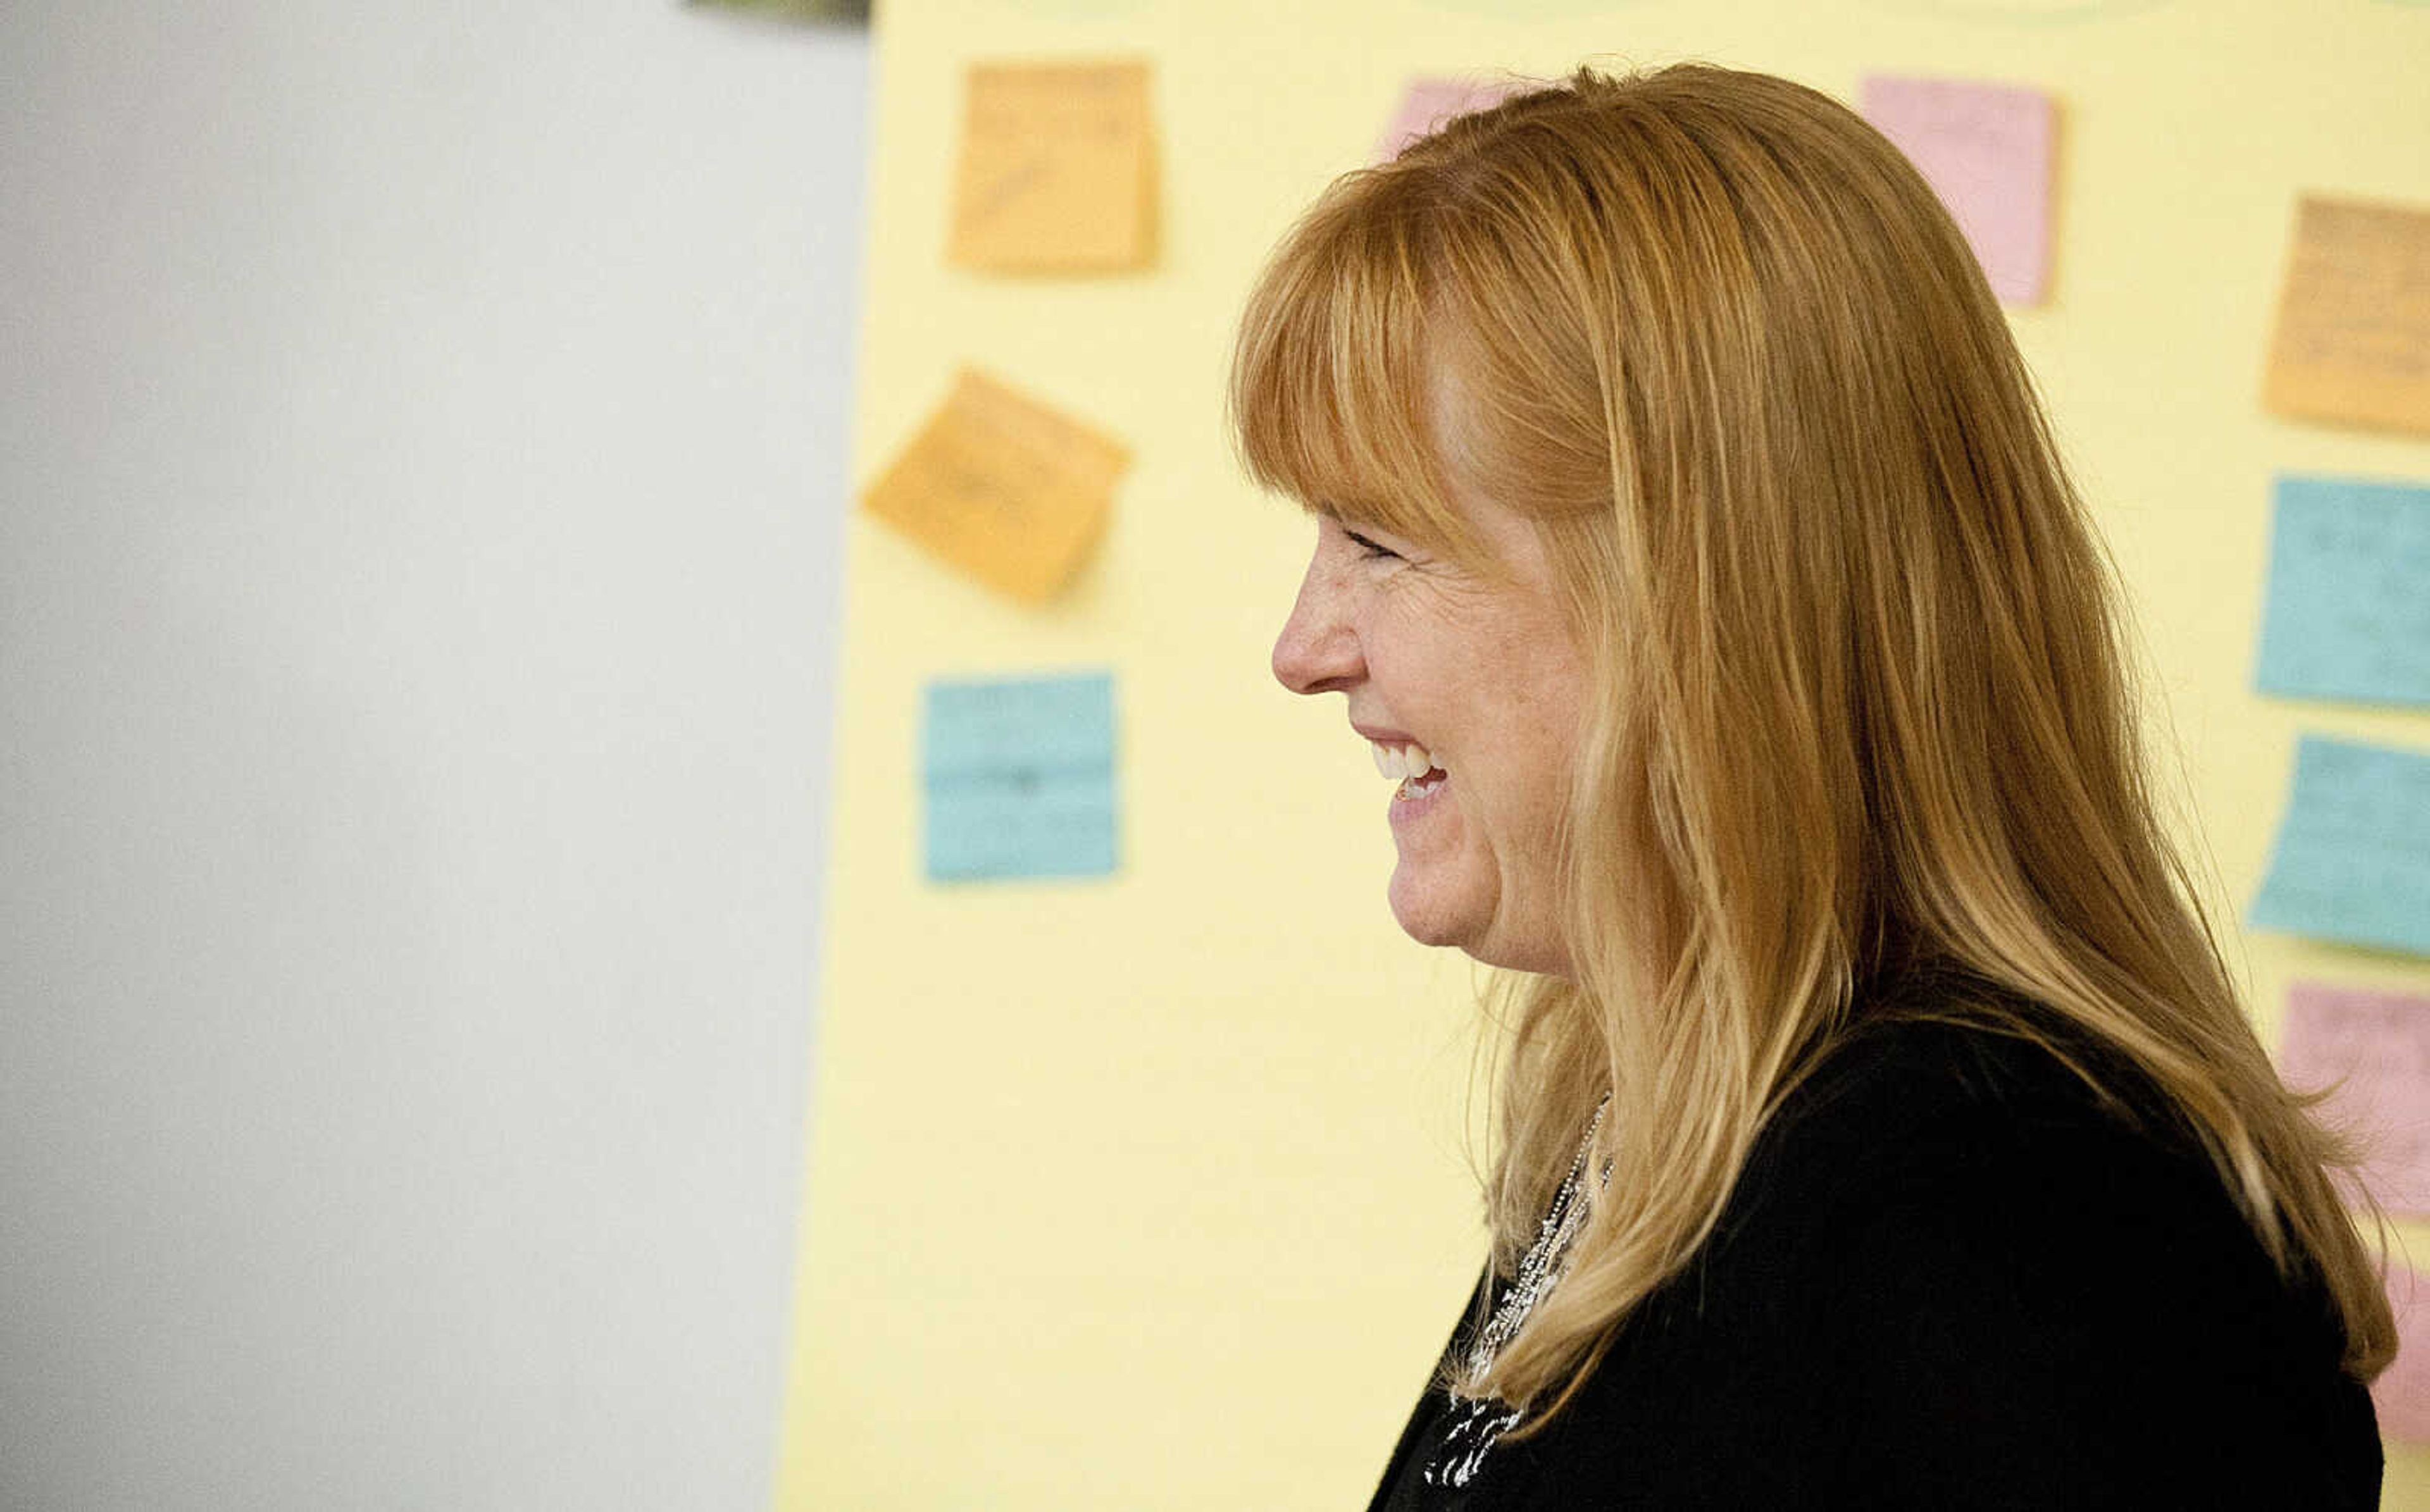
[1344,528,1400,561]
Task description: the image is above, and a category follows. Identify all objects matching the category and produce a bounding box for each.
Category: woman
[1231,64,2390,1508]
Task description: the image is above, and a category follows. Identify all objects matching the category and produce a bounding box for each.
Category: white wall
[0,6,863,1508]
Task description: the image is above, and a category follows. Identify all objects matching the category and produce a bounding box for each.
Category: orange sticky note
[948,58,1156,273]
[860,369,1130,603]
[2263,195,2430,437]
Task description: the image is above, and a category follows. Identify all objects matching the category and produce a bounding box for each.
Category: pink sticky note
[1375,77,1520,163]
[2279,981,2430,1217]
[1860,75,2055,306]
[2377,1265,2430,1441]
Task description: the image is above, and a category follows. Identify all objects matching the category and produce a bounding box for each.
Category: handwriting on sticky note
[2377,1266,2430,1441]
[860,369,1129,603]
[949,58,1154,273]
[1860,75,2055,306]
[2263,195,2430,437]
[1375,77,1519,163]
[2251,734,2430,958]
[2279,981,2430,1215]
[923,672,1117,881]
[2257,474,2430,709]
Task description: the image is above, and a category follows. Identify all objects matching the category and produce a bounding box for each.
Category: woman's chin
[1386,869,1479,952]
[1390,872,1573,974]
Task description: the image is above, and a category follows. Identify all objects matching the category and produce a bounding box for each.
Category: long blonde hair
[1228,61,2393,1427]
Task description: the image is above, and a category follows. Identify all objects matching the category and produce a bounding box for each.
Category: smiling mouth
[1368,736,1448,805]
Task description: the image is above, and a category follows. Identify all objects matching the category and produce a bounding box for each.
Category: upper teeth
[1369,740,1438,780]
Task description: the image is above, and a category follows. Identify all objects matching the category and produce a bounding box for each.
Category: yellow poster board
[778,3,2430,1507]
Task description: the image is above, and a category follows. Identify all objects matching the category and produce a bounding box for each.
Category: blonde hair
[1228,62,2393,1428]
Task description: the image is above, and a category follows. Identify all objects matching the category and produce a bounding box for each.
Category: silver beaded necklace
[1422,1093,1612,1490]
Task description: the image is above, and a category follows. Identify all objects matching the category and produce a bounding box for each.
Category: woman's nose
[1271,559,1362,696]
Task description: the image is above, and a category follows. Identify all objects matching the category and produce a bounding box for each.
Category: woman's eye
[1344,528,1400,561]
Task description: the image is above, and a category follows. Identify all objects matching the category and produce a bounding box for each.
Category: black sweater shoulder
[1380,1015,2381,1511]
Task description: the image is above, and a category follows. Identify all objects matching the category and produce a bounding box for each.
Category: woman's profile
[1230,63,2391,1508]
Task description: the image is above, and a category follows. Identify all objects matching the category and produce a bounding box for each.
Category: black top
[1369,1013,2381,1510]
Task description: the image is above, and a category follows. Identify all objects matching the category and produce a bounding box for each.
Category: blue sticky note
[2252,734,2430,958]
[2255,475,2430,709]
[922,672,1116,881]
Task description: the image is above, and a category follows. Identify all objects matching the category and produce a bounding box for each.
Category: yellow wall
[777,2,2430,1506]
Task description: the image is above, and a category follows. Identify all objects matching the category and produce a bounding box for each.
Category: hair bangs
[1229,176,1484,561]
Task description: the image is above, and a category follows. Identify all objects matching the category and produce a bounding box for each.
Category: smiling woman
[1230,63,2391,1509]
